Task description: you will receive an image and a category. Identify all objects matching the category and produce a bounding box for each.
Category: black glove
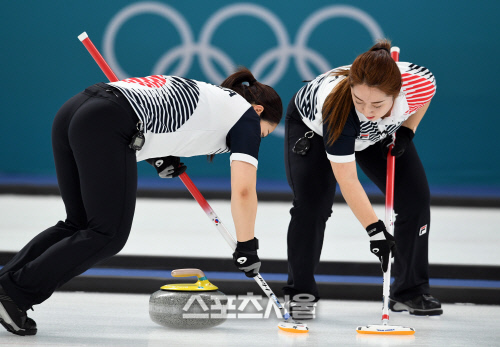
[146,156,187,178]
[233,238,261,278]
[366,220,396,272]
[380,126,414,159]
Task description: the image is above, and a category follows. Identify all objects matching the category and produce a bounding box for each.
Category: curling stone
[149,268,228,329]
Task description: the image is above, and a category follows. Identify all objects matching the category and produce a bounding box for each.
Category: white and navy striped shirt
[295,62,436,163]
[108,75,261,168]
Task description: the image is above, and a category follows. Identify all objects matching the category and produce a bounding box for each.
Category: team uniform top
[294,62,436,163]
[107,75,261,168]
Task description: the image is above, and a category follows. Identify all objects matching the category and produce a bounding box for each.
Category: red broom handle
[78,32,119,82]
[385,46,400,228]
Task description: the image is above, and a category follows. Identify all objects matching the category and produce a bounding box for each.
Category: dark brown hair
[208,67,283,161]
[323,39,402,145]
[221,67,283,124]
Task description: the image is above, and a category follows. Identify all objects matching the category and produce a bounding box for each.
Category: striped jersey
[107,75,261,168]
[294,62,436,163]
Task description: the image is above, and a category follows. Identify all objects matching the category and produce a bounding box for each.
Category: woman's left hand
[381,126,414,158]
[232,238,261,277]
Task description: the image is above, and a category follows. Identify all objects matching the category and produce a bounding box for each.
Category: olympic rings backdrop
[2,1,500,194]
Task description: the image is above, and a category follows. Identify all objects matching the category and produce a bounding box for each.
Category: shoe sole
[0,302,36,336]
[390,301,443,316]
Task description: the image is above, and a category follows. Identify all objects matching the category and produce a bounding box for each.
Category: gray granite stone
[149,290,228,329]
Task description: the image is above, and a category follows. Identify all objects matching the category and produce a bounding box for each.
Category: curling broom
[356,46,415,335]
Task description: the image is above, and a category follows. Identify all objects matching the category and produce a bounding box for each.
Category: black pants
[283,97,431,302]
[0,84,138,311]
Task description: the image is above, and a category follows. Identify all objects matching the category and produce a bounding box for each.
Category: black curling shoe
[389,294,443,316]
[288,300,317,320]
[0,285,37,336]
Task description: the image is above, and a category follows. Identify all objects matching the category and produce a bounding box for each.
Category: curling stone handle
[171,269,206,279]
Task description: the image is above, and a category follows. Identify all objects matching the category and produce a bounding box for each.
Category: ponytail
[322,39,401,145]
[221,67,283,125]
[207,67,283,162]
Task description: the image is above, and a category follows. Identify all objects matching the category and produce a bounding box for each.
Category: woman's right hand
[146,156,187,178]
[366,220,396,272]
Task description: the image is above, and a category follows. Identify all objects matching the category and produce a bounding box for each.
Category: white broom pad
[356,324,415,335]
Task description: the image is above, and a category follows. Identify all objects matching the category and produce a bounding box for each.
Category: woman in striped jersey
[0,68,282,336]
[283,40,442,318]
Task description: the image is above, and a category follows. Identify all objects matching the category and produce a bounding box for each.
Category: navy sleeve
[227,107,262,168]
[323,108,360,163]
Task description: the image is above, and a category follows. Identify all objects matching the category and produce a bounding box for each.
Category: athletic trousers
[282,97,431,302]
[0,84,138,311]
